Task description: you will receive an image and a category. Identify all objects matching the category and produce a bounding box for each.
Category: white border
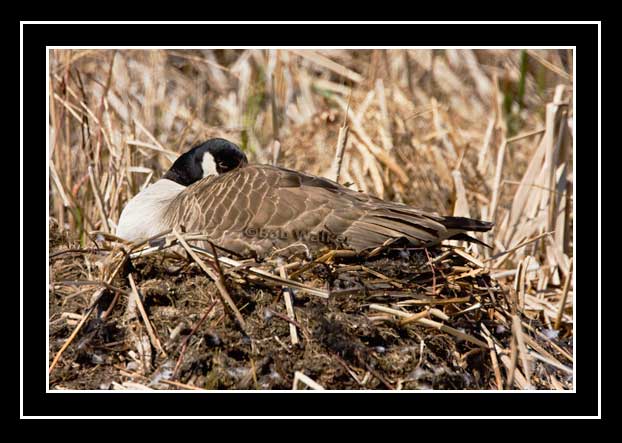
[19,20,25,418]
[596,21,601,418]
[19,20,597,418]
[25,20,600,24]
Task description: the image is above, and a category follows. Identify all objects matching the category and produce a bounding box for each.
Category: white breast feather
[116,179,186,242]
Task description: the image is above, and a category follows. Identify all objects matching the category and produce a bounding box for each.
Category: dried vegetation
[49,48,573,390]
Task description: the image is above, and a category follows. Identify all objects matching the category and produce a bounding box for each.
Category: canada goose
[116,138,493,258]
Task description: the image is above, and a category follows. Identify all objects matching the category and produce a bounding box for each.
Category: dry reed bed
[48,49,573,390]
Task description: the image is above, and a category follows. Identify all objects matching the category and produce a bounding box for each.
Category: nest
[49,226,573,390]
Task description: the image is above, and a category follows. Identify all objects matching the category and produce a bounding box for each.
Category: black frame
[21,21,600,418]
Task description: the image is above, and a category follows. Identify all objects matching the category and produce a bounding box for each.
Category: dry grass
[48,48,573,390]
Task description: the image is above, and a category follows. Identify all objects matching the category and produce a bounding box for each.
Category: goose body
[117,139,493,257]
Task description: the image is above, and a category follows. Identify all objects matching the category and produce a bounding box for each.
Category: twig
[174,301,217,377]
[125,139,178,163]
[289,249,357,280]
[54,280,132,296]
[486,231,553,263]
[398,309,431,326]
[128,273,166,357]
[272,140,281,166]
[88,165,110,232]
[423,248,437,295]
[293,371,325,390]
[279,266,299,345]
[128,235,329,299]
[506,127,546,144]
[452,248,486,269]
[368,304,488,348]
[554,259,573,329]
[416,317,488,348]
[48,301,98,374]
[93,51,116,179]
[526,50,571,81]
[375,78,393,150]
[49,252,128,373]
[115,365,207,390]
[173,229,247,329]
[160,379,207,391]
[332,354,365,386]
[271,72,280,142]
[512,314,533,382]
[505,323,522,389]
[489,139,507,225]
[168,50,237,75]
[266,307,303,331]
[290,50,364,83]
[100,292,120,320]
[529,350,573,374]
[49,161,71,208]
[397,296,471,307]
[49,248,110,259]
[364,362,395,390]
[477,117,495,174]
[349,116,408,184]
[520,319,573,363]
[521,331,567,372]
[329,88,352,183]
[480,324,503,390]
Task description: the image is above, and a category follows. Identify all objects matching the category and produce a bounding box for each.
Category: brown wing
[164,165,492,257]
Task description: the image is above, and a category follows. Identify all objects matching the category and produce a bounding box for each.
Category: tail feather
[448,233,493,249]
[441,216,494,232]
[344,212,494,251]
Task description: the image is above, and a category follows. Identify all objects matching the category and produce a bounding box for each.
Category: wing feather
[162,164,492,257]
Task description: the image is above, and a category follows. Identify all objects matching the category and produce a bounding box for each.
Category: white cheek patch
[201,152,219,178]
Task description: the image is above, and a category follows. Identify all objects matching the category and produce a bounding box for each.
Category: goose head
[116,138,247,242]
[163,138,248,186]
